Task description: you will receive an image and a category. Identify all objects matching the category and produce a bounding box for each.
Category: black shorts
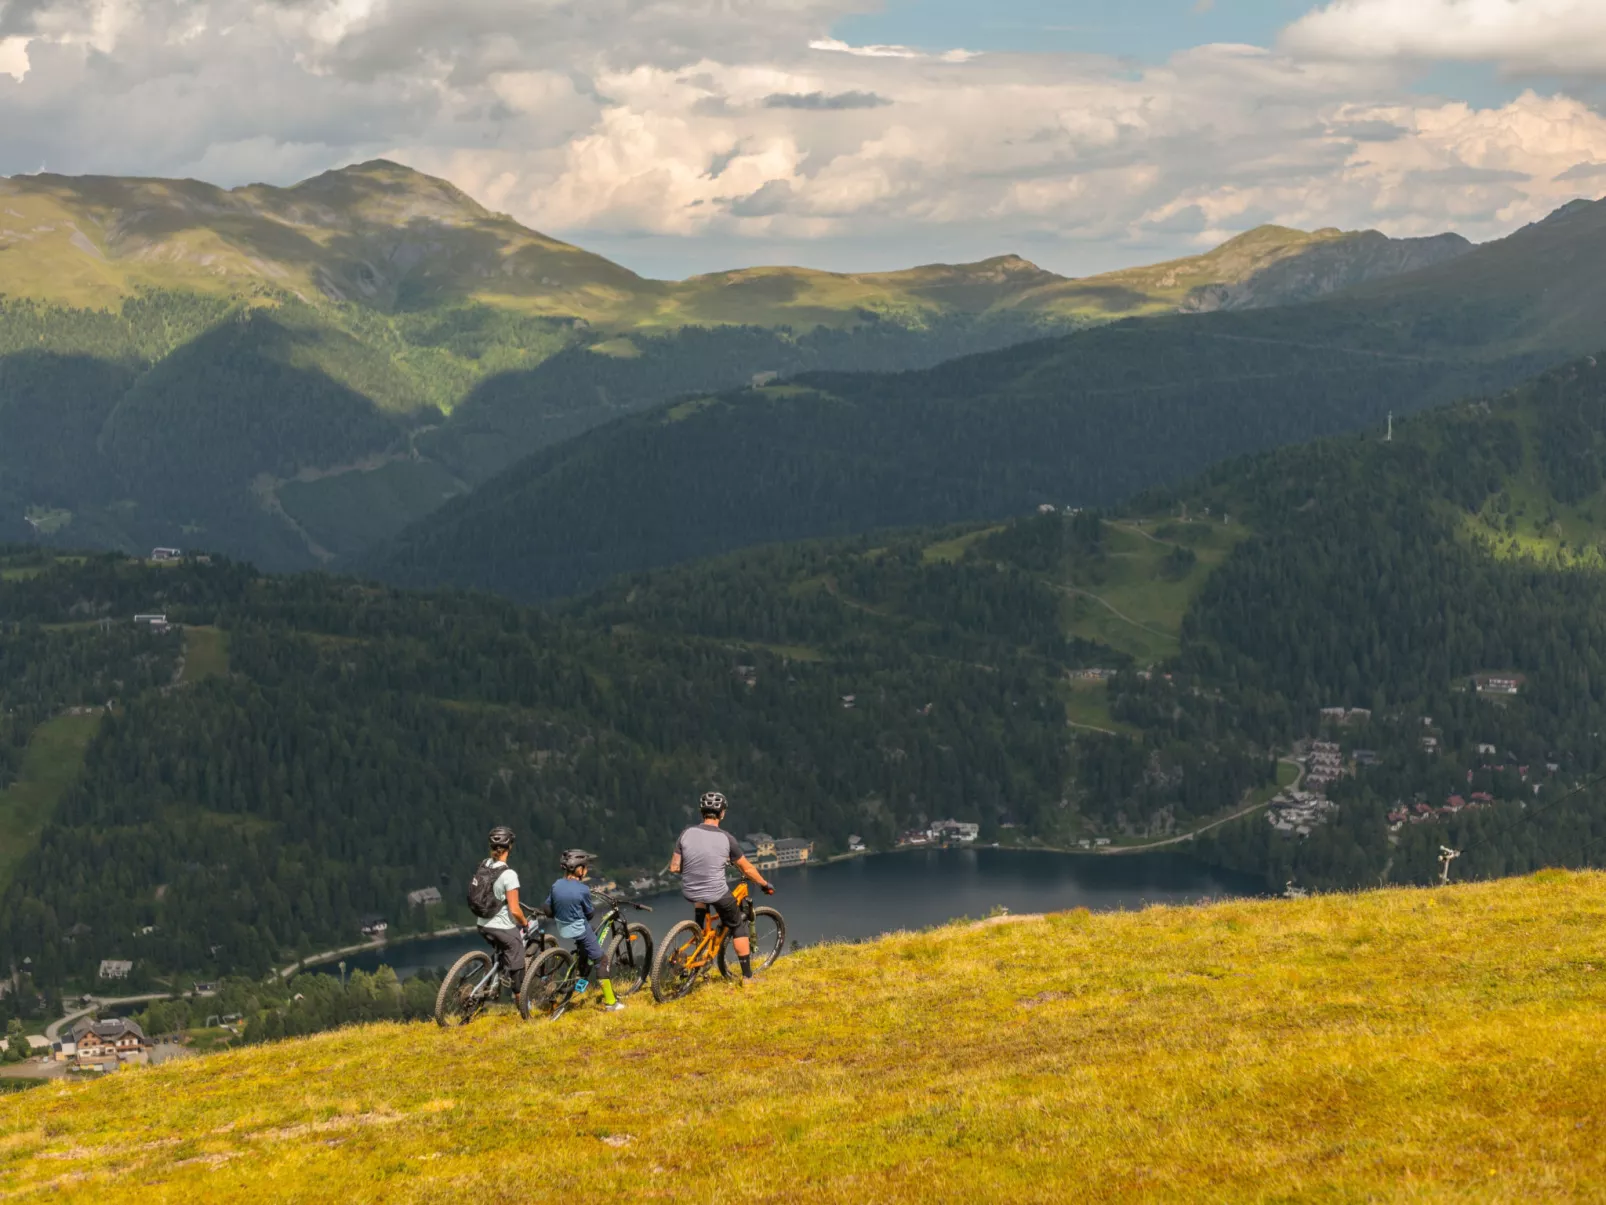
[694,891,747,939]
[479,925,526,977]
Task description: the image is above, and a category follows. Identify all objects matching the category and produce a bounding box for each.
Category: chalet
[1093,838,1112,848]
[841,695,856,710]
[406,886,442,908]
[98,959,132,980]
[743,833,779,869]
[930,819,980,844]
[1421,736,1439,752]
[774,838,814,866]
[70,1017,152,1067]
[1477,743,1498,755]
[360,916,389,937]
[1475,675,1522,695]
[132,613,169,632]
[150,548,182,562]
[847,834,866,852]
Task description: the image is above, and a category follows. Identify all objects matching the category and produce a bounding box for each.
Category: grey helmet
[699,791,728,817]
[560,848,596,873]
[488,825,516,849]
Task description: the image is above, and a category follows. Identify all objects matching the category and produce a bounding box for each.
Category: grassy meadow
[0,713,100,893]
[3,871,1604,1202]
[1061,517,1245,663]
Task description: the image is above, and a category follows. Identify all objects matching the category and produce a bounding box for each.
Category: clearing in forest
[0,712,100,893]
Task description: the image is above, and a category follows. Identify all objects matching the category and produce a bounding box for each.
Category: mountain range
[1,160,1474,570]
[373,193,1606,601]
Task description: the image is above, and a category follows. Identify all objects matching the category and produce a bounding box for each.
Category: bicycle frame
[680,882,752,974]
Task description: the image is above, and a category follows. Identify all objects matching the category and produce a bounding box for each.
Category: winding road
[1099,757,1306,855]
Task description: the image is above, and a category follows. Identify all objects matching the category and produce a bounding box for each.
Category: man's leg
[714,894,753,979]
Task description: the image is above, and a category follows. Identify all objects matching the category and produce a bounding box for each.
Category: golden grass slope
[4,871,1605,1202]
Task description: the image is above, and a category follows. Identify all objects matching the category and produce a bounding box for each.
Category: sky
[4,0,1606,279]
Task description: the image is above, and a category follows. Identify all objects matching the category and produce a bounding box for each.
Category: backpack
[466,860,510,919]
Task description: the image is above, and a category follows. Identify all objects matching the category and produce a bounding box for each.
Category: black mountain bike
[519,893,654,1020]
[435,919,556,1026]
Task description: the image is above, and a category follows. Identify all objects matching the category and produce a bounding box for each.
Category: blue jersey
[545,878,595,940]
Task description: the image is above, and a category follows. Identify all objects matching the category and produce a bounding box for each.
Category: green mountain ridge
[371,194,1606,602]
[0,160,1474,572]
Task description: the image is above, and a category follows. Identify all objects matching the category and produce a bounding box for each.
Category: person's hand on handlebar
[761,883,776,895]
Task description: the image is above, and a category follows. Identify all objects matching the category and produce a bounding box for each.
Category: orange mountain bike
[649,882,785,1003]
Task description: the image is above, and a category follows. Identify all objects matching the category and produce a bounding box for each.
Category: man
[668,791,774,982]
[474,825,535,992]
[545,849,624,1012]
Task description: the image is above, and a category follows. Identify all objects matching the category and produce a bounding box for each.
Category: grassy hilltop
[4,871,1604,1202]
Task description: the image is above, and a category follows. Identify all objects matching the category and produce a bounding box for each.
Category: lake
[333,848,1265,979]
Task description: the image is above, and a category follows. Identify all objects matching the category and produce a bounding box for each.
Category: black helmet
[560,849,596,873]
[488,825,516,849]
[699,791,727,816]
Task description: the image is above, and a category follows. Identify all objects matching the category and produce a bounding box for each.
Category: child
[545,849,623,1012]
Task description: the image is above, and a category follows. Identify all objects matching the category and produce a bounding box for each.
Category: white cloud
[0,36,29,81]
[1285,0,1606,76]
[0,0,1605,275]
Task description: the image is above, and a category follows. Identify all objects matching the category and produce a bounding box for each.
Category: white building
[98,959,132,980]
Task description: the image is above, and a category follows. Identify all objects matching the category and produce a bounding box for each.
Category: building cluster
[52,1017,154,1072]
[1267,789,1338,836]
[739,833,814,869]
[896,820,980,847]
[1318,706,1372,724]
[1388,793,1494,831]
[1069,668,1116,682]
[1305,740,1345,789]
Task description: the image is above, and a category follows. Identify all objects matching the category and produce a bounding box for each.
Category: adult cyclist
[668,791,774,983]
[475,825,537,992]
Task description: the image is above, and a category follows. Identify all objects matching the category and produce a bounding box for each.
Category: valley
[0,161,1493,574]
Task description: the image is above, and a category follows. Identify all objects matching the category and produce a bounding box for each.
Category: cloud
[762,90,889,110]
[0,36,29,81]
[1285,0,1606,76]
[1555,160,1606,181]
[2,0,1606,276]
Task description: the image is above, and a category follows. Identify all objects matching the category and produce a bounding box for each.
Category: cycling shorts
[694,891,747,939]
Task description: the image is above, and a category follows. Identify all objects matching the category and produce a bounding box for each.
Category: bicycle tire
[650,919,706,1003]
[608,923,654,998]
[519,947,574,1020]
[435,950,495,1027]
[718,906,787,979]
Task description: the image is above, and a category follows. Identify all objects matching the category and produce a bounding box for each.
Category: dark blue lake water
[334,848,1264,979]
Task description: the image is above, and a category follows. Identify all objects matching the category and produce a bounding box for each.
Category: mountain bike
[434,920,555,1026]
[649,882,785,1003]
[518,893,655,1020]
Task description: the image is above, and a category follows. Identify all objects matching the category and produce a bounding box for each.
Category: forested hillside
[373,195,1606,602]
[0,160,1484,576]
[1146,355,1606,890]
[0,541,1105,998]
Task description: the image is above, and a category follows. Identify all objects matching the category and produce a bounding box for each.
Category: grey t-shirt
[675,825,743,903]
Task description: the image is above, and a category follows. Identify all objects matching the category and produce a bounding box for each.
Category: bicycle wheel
[435,950,495,1027]
[650,920,707,1003]
[718,907,787,979]
[608,923,654,998]
[519,947,574,1020]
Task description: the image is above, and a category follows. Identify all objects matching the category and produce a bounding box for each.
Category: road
[278,925,476,980]
[1100,757,1306,855]
[43,991,209,1041]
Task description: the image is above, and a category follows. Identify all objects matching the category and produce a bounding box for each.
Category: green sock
[600,979,617,1006]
